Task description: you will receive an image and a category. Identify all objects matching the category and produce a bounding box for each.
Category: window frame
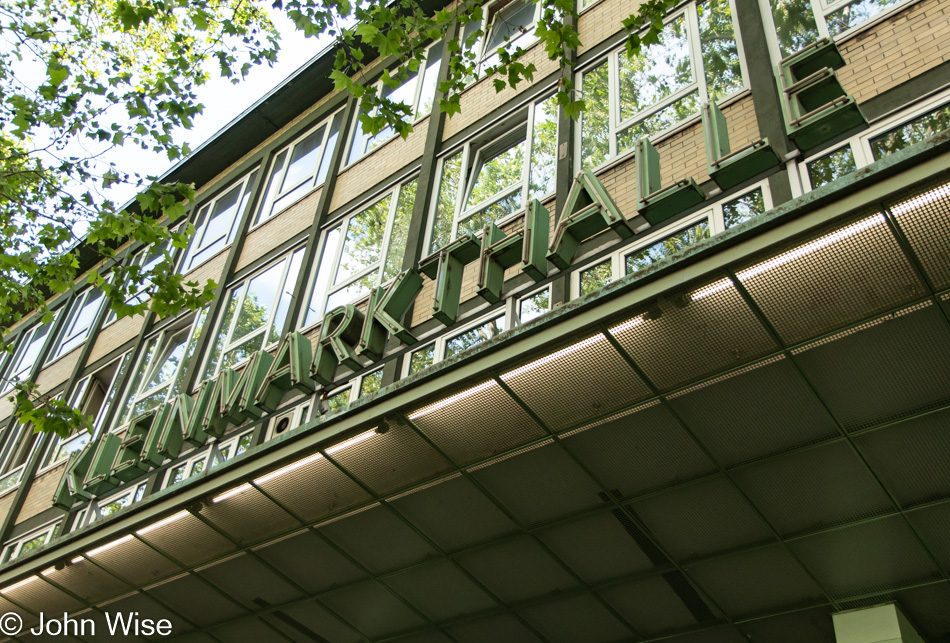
[203,248,305,381]
[426,91,559,253]
[1,321,54,395]
[254,109,345,228]
[463,0,543,77]
[46,286,107,364]
[0,422,44,497]
[181,169,258,274]
[571,182,772,298]
[161,429,254,490]
[797,90,950,194]
[574,0,749,173]
[344,41,443,168]
[0,520,60,564]
[72,482,147,531]
[300,177,418,330]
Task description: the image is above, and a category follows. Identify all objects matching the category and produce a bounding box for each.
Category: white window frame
[798,90,950,193]
[574,0,749,173]
[344,42,442,167]
[103,240,171,327]
[462,0,542,77]
[160,429,254,490]
[264,398,313,442]
[254,109,345,227]
[46,286,107,363]
[426,91,559,253]
[203,248,304,380]
[181,170,258,274]
[72,482,147,531]
[513,284,552,326]
[0,520,60,564]
[400,309,512,378]
[301,178,417,330]
[1,321,54,395]
[571,182,772,298]
[0,423,43,497]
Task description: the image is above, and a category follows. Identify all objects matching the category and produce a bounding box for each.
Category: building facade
[0,0,949,640]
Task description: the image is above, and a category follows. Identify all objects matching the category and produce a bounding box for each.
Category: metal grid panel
[327,417,452,495]
[65,605,148,642]
[905,503,950,571]
[667,356,838,466]
[467,441,607,526]
[200,485,302,546]
[792,301,950,430]
[1,575,82,617]
[145,572,248,628]
[210,617,287,643]
[83,535,182,587]
[887,179,950,289]
[383,559,498,622]
[40,557,129,603]
[631,476,773,561]
[317,504,437,574]
[730,441,893,537]
[854,407,950,508]
[252,529,367,596]
[661,625,750,643]
[196,552,303,611]
[408,381,546,465]
[455,535,579,604]
[136,510,237,567]
[736,605,836,643]
[255,450,372,523]
[737,212,925,344]
[787,515,940,599]
[535,510,656,583]
[318,580,427,640]
[894,582,950,640]
[686,544,824,618]
[598,574,720,636]
[263,599,362,643]
[559,401,716,498]
[388,630,454,643]
[609,279,777,390]
[501,333,652,431]
[96,590,192,637]
[445,613,543,643]
[0,594,36,631]
[389,474,518,552]
[516,593,634,643]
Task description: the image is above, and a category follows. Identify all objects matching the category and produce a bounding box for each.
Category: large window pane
[618,15,692,122]
[870,103,950,160]
[807,145,856,188]
[769,0,819,57]
[580,260,612,295]
[431,153,462,252]
[528,96,558,200]
[699,0,743,102]
[336,196,391,283]
[625,221,711,274]
[303,227,341,328]
[723,189,766,228]
[580,63,610,170]
[826,0,900,36]
[466,139,526,210]
[445,316,506,358]
[383,181,416,282]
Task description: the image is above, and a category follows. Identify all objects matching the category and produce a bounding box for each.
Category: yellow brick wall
[577,0,644,55]
[182,252,228,291]
[838,0,950,102]
[15,463,66,524]
[0,396,14,427]
[0,492,15,527]
[87,314,141,366]
[443,44,561,141]
[34,349,81,395]
[597,157,640,221]
[236,188,322,272]
[330,122,428,212]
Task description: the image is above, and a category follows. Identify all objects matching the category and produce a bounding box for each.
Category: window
[181,170,258,273]
[303,179,417,326]
[402,311,508,377]
[428,93,558,251]
[42,353,132,471]
[461,0,541,77]
[0,521,60,564]
[0,423,43,495]
[73,482,147,530]
[113,312,206,431]
[256,110,345,226]
[1,322,52,394]
[103,241,170,326]
[800,95,950,192]
[765,0,906,57]
[204,249,303,380]
[346,43,442,166]
[162,430,254,489]
[517,287,550,324]
[571,184,770,297]
[47,287,107,361]
[578,0,745,170]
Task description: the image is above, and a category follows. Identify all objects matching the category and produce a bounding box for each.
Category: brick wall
[577,0,645,56]
[182,252,228,292]
[15,463,66,524]
[34,349,80,395]
[838,0,950,103]
[330,122,428,212]
[236,188,321,272]
[87,315,140,366]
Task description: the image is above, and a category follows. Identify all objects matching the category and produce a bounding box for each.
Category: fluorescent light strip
[408,381,497,419]
[890,183,950,217]
[501,335,605,380]
[737,214,884,281]
[70,556,84,565]
[325,430,376,455]
[212,483,253,504]
[86,534,134,558]
[608,316,645,335]
[136,511,190,536]
[254,453,324,486]
[1,576,37,593]
[690,278,734,301]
